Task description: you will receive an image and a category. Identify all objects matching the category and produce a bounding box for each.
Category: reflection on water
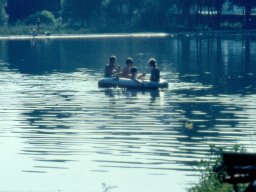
[0,34,256,192]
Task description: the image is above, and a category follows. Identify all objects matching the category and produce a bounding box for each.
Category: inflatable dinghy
[98,77,168,89]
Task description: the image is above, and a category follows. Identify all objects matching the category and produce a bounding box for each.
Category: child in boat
[148,58,160,82]
[121,57,134,78]
[130,67,145,81]
[104,55,120,77]
[130,67,138,80]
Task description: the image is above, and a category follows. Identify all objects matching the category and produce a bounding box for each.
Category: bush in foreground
[188,144,247,192]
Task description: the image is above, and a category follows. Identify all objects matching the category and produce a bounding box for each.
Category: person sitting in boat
[121,57,134,78]
[130,67,138,80]
[148,58,160,82]
[130,67,145,81]
[104,55,120,77]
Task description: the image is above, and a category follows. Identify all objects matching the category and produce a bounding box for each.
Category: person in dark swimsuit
[148,58,160,82]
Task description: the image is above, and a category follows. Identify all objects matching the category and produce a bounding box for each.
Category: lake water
[1,33,256,192]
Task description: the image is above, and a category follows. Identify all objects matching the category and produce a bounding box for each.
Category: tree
[229,0,256,28]
[124,0,144,27]
[101,0,124,26]
[174,0,196,29]
[6,0,61,24]
[138,0,177,30]
[62,0,102,27]
[212,0,226,28]
[0,0,8,25]
[156,0,177,29]
[202,0,226,28]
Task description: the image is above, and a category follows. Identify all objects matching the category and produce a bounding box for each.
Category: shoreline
[0,32,169,40]
[0,30,256,40]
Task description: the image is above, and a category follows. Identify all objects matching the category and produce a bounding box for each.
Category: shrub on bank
[24,10,56,25]
[188,145,247,192]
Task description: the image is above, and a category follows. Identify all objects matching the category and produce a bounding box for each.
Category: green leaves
[4,0,256,30]
[189,144,247,192]
[61,0,102,27]
[6,0,61,24]
[0,0,8,25]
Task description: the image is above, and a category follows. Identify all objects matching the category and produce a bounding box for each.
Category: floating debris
[185,122,194,129]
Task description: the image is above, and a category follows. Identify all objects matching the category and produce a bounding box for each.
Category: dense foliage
[62,0,101,28]
[6,0,61,23]
[229,0,256,28]
[0,0,7,25]
[188,145,247,192]
[24,10,56,25]
[1,0,256,31]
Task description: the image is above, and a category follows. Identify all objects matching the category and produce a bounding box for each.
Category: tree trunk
[216,9,222,29]
[182,2,191,29]
[245,6,251,29]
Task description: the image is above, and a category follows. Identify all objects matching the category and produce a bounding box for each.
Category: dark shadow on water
[176,35,256,94]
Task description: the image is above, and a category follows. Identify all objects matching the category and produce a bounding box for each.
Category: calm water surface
[1,34,256,192]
